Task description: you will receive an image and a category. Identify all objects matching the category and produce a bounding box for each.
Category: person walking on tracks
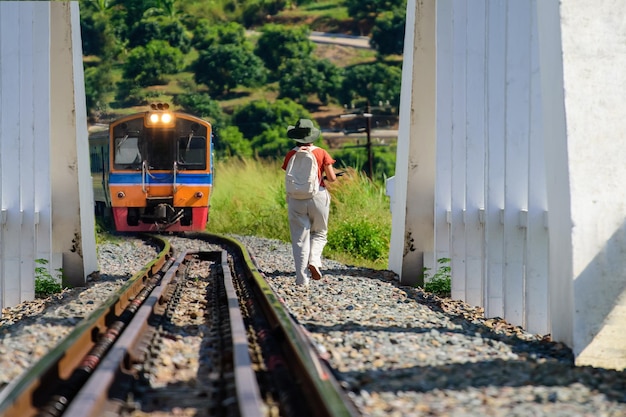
[282,119,338,287]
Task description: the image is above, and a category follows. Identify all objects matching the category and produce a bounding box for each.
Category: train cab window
[177,136,206,169]
[146,130,175,170]
[114,136,141,169]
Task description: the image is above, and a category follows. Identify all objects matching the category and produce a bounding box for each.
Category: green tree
[338,62,402,109]
[193,43,267,96]
[344,0,406,22]
[371,8,406,56]
[231,98,311,157]
[129,17,192,53]
[84,63,115,120]
[278,58,343,105]
[122,40,184,86]
[117,0,159,35]
[213,126,254,159]
[254,24,315,79]
[250,128,292,158]
[332,143,396,182]
[191,21,247,51]
[172,93,226,123]
[80,0,126,58]
[240,0,289,26]
[144,0,181,19]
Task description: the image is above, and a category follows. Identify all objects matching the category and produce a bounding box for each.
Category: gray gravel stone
[1,234,626,417]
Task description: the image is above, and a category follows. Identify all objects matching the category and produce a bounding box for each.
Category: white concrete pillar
[0,2,52,307]
[50,2,97,287]
[430,1,549,332]
[484,1,507,320]
[0,2,97,309]
[389,0,437,286]
[540,0,626,370]
[433,0,453,278]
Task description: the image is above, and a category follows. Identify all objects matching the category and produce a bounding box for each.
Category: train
[89,103,213,232]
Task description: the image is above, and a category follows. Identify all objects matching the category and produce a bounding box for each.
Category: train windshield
[114,136,141,169]
[177,136,206,169]
[146,129,175,170]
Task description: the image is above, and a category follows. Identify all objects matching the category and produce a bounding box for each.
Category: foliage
[193,43,267,96]
[213,125,254,159]
[34,259,63,298]
[207,159,391,269]
[191,20,248,51]
[423,258,452,297]
[232,99,310,141]
[79,0,404,180]
[80,5,125,58]
[326,218,388,262]
[207,157,291,239]
[240,0,290,26]
[344,0,406,22]
[172,92,225,122]
[123,40,185,86]
[332,143,396,182]
[84,62,115,119]
[278,57,343,105]
[338,62,402,108]
[254,24,316,78]
[128,16,192,53]
[371,8,406,56]
[324,168,391,263]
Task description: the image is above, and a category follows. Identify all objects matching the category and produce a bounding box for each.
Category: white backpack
[285,146,319,199]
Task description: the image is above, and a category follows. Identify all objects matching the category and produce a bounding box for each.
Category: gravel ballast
[1,234,626,416]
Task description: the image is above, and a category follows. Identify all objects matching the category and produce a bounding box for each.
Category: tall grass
[207,157,392,269]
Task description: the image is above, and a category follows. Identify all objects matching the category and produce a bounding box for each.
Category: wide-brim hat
[287,118,321,143]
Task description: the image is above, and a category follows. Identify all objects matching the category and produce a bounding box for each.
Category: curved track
[0,233,359,417]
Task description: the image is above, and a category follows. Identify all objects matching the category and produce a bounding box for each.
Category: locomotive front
[107,104,213,232]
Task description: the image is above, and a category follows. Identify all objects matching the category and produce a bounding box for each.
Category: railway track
[0,233,359,417]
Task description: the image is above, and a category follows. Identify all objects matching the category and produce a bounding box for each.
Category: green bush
[34,259,64,298]
[423,257,451,296]
[207,159,392,269]
[326,219,388,262]
[123,40,184,87]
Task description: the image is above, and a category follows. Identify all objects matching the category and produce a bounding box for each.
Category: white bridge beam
[0,1,97,309]
[391,0,626,370]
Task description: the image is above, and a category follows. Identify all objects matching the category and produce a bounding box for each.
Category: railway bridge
[2,1,626,370]
[0,2,97,305]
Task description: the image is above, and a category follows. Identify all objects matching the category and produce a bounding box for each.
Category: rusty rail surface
[0,232,359,417]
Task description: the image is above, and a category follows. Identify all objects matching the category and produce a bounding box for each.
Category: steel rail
[187,232,361,417]
[61,250,189,417]
[0,235,171,417]
[220,250,266,417]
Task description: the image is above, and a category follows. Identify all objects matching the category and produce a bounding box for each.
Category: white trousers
[287,189,330,285]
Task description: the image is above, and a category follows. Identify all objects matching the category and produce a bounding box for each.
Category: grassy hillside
[87,0,385,124]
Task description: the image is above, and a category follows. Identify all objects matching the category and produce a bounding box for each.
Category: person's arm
[324,163,337,182]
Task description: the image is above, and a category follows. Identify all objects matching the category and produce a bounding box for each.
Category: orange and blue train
[89,104,213,232]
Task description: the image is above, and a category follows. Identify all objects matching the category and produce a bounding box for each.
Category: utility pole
[364,101,373,180]
[340,101,375,180]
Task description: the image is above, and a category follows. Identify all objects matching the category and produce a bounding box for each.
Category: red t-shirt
[282,146,336,188]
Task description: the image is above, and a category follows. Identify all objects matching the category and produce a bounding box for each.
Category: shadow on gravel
[0,273,130,337]
[335,357,626,404]
[284,266,626,405]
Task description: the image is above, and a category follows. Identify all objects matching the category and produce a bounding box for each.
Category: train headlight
[195,192,203,198]
[145,111,175,127]
[117,191,125,199]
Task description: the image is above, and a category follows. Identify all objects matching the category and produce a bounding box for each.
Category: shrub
[423,258,451,296]
[326,219,388,262]
[34,259,63,298]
